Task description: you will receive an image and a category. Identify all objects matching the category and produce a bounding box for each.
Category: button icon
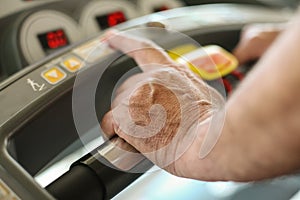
[27,78,46,92]
[61,56,83,72]
[41,67,66,85]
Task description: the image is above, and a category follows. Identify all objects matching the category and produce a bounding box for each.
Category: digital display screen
[153,5,169,13]
[38,29,69,53]
[95,11,127,29]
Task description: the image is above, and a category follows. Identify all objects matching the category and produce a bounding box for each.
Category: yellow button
[171,45,238,80]
[61,56,83,72]
[41,67,66,85]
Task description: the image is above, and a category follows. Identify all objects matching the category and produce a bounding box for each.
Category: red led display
[38,29,69,52]
[46,30,68,49]
[108,11,126,27]
[96,11,127,29]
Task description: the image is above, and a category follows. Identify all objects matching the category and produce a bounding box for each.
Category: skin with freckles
[105,52,223,168]
[128,83,182,150]
[102,15,300,182]
[102,30,225,175]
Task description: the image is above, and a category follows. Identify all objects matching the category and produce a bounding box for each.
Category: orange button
[61,56,83,72]
[174,45,238,80]
[41,67,66,85]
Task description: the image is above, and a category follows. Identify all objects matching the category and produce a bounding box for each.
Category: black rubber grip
[46,164,105,200]
[46,151,153,200]
[75,152,151,199]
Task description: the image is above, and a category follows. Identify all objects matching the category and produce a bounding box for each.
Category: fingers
[105,30,176,70]
[232,41,255,65]
[233,23,284,64]
[101,111,115,139]
[233,25,264,64]
[105,30,203,85]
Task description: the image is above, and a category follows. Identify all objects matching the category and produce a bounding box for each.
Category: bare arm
[101,14,300,182]
[179,15,300,181]
[222,14,300,180]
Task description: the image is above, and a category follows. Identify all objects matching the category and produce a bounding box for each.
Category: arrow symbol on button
[69,60,79,68]
[48,70,59,78]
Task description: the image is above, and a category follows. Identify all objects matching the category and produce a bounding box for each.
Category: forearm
[222,13,300,180]
[180,14,300,181]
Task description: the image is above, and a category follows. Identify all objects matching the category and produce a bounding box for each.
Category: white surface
[113,169,248,200]
[291,191,300,200]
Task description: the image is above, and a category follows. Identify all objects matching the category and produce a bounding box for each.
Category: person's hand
[233,23,285,64]
[100,27,300,182]
[101,30,228,180]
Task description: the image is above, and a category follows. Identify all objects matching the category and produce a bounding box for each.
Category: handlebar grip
[46,137,153,200]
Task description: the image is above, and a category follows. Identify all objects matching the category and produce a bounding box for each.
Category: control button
[175,45,238,80]
[41,66,66,85]
[0,181,9,197]
[0,179,20,200]
[73,38,115,63]
[61,56,83,72]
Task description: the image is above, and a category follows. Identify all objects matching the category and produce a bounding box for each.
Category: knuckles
[128,82,182,150]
